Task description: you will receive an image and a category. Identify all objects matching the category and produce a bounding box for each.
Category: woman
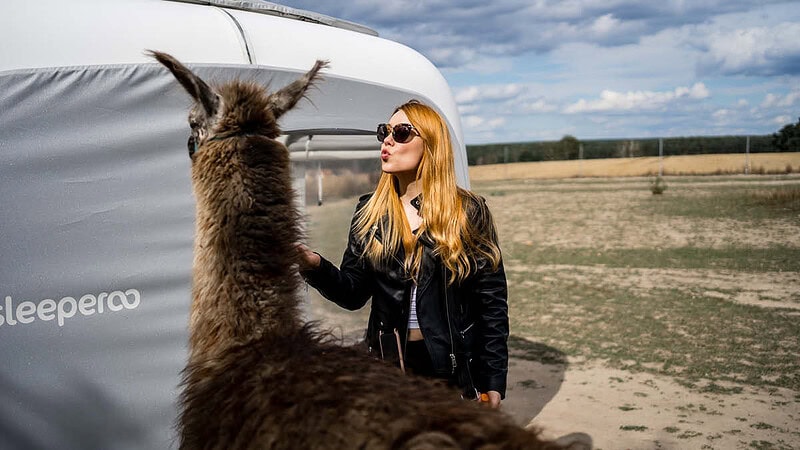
[298,100,508,408]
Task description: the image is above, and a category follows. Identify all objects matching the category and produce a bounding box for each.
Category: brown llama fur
[151,51,589,450]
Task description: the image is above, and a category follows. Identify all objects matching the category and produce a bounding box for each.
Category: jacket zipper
[443,266,457,375]
[460,321,475,337]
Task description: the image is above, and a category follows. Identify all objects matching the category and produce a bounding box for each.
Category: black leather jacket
[303,193,509,397]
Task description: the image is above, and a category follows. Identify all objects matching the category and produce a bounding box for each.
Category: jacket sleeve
[301,201,374,311]
[468,197,509,398]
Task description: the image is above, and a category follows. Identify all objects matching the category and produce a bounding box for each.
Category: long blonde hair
[353,100,501,284]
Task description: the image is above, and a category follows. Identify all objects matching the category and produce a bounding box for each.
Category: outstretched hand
[295,243,321,272]
[481,391,502,409]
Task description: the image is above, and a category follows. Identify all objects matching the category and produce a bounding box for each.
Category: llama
[151,51,590,450]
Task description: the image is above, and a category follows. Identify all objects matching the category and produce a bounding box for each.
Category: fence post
[745,136,751,175]
[658,138,664,177]
[579,143,584,177]
[316,161,323,206]
[503,146,509,179]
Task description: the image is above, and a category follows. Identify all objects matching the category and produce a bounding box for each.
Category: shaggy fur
[151,51,589,450]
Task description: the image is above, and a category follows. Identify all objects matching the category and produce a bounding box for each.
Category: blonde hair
[353,100,501,284]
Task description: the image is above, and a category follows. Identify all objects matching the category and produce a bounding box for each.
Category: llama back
[180,326,559,450]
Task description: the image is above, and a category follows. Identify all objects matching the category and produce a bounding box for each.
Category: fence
[467,135,781,166]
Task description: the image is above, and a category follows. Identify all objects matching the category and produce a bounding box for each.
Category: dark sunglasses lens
[377,123,416,143]
[377,124,389,142]
[393,124,412,143]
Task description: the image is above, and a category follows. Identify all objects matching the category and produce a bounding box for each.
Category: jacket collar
[410,195,436,248]
[370,201,435,250]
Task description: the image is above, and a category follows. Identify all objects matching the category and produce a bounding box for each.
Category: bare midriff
[407,329,424,341]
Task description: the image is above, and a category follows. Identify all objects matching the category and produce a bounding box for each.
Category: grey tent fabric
[0,63,423,449]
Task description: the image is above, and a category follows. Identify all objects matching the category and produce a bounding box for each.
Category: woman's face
[380,110,424,180]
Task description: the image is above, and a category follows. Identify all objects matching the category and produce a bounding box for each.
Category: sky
[276,1,800,145]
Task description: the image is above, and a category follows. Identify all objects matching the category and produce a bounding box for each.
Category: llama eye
[188,136,196,157]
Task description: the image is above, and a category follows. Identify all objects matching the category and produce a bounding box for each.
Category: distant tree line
[772,117,800,152]
[467,118,800,165]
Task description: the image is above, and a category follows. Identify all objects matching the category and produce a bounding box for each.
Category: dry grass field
[303,154,800,450]
[470,152,800,181]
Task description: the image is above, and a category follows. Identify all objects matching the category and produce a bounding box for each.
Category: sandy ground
[306,308,800,450]
[521,359,800,450]
[479,175,800,448]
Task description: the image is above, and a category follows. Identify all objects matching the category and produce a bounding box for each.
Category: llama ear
[268,60,329,119]
[148,50,220,117]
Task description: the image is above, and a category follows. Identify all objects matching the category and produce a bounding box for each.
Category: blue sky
[277,1,800,144]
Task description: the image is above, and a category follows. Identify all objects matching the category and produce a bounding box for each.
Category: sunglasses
[377,123,421,144]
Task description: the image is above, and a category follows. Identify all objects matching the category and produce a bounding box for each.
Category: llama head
[149,50,328,160]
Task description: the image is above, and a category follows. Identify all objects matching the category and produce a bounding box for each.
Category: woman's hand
[480,391,502,409]
[295,243,321,272]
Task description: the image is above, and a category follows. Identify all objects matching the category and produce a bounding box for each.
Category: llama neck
[188,150,303,361]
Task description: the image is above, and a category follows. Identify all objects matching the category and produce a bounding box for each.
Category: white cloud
[520,98,558,113]
[760,94,779,109]
[456,56,516,74]
[773,115,792,125]
[590,14,620,35]
[457,104,480,115]
[760,90,800,108]
[454,84,525,104]
[461,115,506,130]
[487,118,506,128]
[676,83,710,99]
[713,109,731,119]
[462,116,485,128]
[563,82,710,113]
[712,108,739,125]
[701,22,800,76]
[426,46,479,69]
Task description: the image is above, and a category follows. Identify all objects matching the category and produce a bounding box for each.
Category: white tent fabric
[0,1,467,448]
[0,61,438,449]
